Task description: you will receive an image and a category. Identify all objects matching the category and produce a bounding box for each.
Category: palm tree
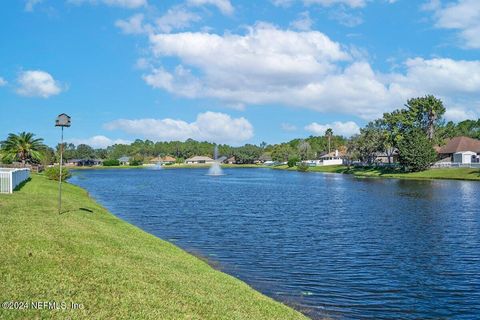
[325,128,333,154]
[1,132,44,166]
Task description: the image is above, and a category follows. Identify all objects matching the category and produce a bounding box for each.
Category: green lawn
[346,166,480,181]
[279,164,480,181]
[0,175,307,320]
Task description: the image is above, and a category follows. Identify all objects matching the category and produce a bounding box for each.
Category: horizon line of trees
[2,95,480,171]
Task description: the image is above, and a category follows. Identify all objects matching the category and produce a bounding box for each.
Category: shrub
[103,159,120,166]
[44,166,71,181]
[130,159,143,166]
[297,162,309,172]
[287,156,300,168]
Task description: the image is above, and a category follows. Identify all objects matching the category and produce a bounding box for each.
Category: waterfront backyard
[69,168,480,319]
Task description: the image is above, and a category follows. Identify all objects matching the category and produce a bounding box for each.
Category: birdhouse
[55,113,71,127]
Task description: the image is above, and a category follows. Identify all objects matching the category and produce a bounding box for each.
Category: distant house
[256,153,272,164]
[185,156,214,164]
[150,156,176,165]
[67,159,103,167]
[318,150,344,166]
[438,136,480,163]
[216,156,227,163]
[374,150,399,164]
[118,156,131,165]
[163,156,176,163]
[226,156,236,164]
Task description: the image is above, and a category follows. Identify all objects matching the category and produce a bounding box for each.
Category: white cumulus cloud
[304,0,367,8]
[68,135,132,148]
[444,107,478,123]
[68,0,147,9]
[305,121,360,137]
[25,0,42,12]
[115,14,148,34]
[116,7,201,35]
[141,23,480,119]
[427,0,480,49]
[104,111,254,144]
[290,11,314,31]
[155,6,201,33]
[16,70,63,98]
[0,77,7,86]
[187,0,234,15]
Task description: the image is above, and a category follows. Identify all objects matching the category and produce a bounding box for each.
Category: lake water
[70,168,480,319]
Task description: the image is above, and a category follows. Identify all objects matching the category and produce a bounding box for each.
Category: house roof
[69,158,103,162]
[151,156,176,162]
[185,156,214,161]
[118,156,130,162]
[374,150,399,157]
[162,156,176,162]
[438,136,480,154]
[320,150,346,158]
[259,153,272,161]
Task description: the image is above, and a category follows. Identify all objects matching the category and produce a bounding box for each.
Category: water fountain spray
[208,145,224,176]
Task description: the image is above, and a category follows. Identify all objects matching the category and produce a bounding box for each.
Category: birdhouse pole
[55,114,71,214]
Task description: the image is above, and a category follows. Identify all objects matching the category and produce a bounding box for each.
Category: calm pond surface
[70,168,480,319]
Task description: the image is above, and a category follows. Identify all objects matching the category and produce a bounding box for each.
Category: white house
[118,156,131,165]
[185,156,215,164]
[318,150,344,166]
[453,151,478,164]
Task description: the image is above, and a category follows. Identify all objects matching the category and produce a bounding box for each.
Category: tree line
[1,95,480,171]
[0,134,347,166]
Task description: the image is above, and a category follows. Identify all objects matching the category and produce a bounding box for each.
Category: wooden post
[59,127,64,214]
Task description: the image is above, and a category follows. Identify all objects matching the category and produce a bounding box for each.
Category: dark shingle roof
[439,136,480,154]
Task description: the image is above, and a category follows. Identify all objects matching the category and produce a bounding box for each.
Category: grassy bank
[0,175,307,320]
[276,164,480,181]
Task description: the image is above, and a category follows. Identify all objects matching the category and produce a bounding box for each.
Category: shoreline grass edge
[73,163,480,182]
[274,165,480,181]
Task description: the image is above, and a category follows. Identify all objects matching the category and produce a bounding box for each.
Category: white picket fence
[0,168,30,194]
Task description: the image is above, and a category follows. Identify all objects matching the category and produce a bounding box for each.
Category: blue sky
[1,0,479,147]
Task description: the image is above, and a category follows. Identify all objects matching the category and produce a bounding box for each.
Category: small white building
[185,156,215,164]
[453,151,478,164]
[263,160,277,166]
[318,150,344,166]
[118,156,131,165]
